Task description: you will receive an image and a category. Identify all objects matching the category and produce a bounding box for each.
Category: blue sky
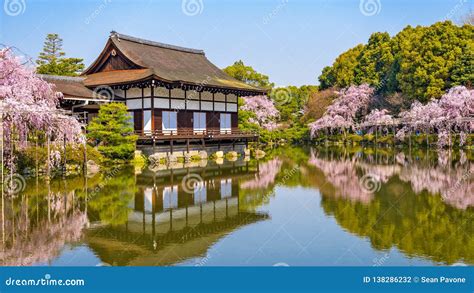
[1,0,472,86]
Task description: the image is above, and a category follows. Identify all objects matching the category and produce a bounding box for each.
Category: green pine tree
[87,103,137,161]
[36,33,85,76]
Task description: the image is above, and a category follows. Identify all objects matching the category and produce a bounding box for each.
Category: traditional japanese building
[43,31,266,150]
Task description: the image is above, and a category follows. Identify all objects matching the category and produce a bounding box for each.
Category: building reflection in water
[85,161,269,266]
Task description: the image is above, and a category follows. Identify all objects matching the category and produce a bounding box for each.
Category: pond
[0,146,472,266]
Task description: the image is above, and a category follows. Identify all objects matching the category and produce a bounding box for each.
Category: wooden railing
[134,129,258,140]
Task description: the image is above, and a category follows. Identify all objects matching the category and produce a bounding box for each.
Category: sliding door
[220,113,231,134]
[162,111,177,135]
[193,112,207,134]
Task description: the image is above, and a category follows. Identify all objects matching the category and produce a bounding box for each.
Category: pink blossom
[241,95,280,130]
[396,86,473,148]
[0,48,83,163]
[363,109,394,126]
[309,84,374,137]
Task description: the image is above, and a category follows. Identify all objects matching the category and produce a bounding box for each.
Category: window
[162,111,177,135]
[220,113,231,134]
[143,110,152,135]
[193,112,207,134]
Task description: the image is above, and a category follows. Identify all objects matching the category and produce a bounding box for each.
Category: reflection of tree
[308,150,379,204]
[0,166,134,266]
[321,185,474,265]
[87,169,136,225]
[0,192,87,266]
[310,146,473,265]
[309,148,473,210]
[241,159,283,190]
[398,159,473,210]
[239,158,282,211]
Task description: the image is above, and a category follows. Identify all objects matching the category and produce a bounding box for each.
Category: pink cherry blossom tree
[309,84,374,137]
[363,109,394,126]
[396,86,473,148]
[0,48,83,170]
[240,95,280,130]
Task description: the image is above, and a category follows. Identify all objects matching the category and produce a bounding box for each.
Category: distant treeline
[318,21,473,102]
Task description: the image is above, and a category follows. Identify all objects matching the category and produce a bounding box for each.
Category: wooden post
[186,139,190,153]
[170,139,174,154]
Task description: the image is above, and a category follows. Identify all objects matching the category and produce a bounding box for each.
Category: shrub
[87,103,138,162]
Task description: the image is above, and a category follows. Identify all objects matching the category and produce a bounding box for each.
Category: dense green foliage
[36,33,85,76]
[270,85,318,122]
[318,21,473,102]
[223,60,274,90]
[87,103,137,162]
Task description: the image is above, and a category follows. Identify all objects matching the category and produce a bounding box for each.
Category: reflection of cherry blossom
[241,159,283,189]
[309,148,473,209]
[0,192,88,266]
[398,161,473,210]
[308,149,376,204]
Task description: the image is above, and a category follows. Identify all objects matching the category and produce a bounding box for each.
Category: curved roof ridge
[38,74,85,82]
[110,31,205,55]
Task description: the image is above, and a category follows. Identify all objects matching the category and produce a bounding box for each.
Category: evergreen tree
[450,44,473,87]
[36,33,85,76]
[87,103,137,161]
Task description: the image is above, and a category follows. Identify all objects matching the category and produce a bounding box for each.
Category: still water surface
[1,147,472,266]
